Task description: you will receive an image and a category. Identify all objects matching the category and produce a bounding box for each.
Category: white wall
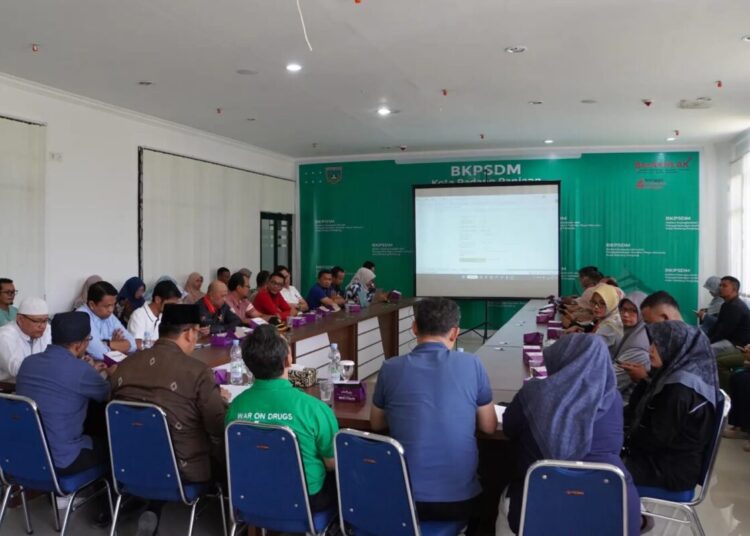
[0,73,295,314]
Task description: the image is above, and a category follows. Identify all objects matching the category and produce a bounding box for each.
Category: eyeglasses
[20,315,50,325]
[268,280,284,288]
[591,301,607,310]
[0,290,18,296]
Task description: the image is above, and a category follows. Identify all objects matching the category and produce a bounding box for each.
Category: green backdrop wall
[299,152,700,328]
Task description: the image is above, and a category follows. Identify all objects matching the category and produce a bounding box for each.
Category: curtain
[0,116,46,301]
[141,149,294,290]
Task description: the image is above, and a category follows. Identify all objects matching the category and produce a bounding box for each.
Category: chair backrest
[0,394,61,495]
[334,429,420,536]
[106,400,188,503]
[519,460,628,536]
[225,421,316,534]
[694,390,728,504]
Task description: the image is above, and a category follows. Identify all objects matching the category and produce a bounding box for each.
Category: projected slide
[414,183,560,298]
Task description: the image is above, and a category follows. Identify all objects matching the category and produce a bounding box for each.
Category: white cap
[18,297,49,316]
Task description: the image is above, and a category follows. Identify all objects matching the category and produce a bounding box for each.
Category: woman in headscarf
[623,321,720,491]
[345,267,377,305]
[184,272,205,304]
[612,291,651,402]
[116,277,146,325]
[697,275,724,334]
[589,284,624,353]
[72,275,102,310]
[504,334,640,535]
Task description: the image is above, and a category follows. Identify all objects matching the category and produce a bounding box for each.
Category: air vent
[678,99,711,109]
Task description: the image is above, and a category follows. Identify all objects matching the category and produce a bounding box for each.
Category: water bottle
[143,331,154,349]
[328,343,342,382]
[230,340,244,385]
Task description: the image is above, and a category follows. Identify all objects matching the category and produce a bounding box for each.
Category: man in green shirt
[226,325,338,510]
[0,278,18,327]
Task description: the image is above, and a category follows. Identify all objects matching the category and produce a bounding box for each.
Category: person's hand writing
[620,362,648,382]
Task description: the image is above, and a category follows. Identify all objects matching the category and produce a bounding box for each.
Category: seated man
[197,280,242,335]
[226,325,338,511]
[16,312,111,476]
[0,297,51,381]
[306,269,341,310]
[370,297,497,532]
[253,271,296,321]
[217,266,231,285]
[224,272,268,325]
[329,266,346,306]
[277,265,309,312]
[78,281,136,360]
[639,290,684,323]
[248,270,269,303]
[111,304,228,532]
[0,278,18,327]
[127,279,182,349]
[708,276,750,357]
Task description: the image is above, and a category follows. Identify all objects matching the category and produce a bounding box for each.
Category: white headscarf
[348,267,376,289]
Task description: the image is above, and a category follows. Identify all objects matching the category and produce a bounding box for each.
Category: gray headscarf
[517,334,618,460]
[629,321,720,434]
[613,291,651,397]
[703,276,721,297]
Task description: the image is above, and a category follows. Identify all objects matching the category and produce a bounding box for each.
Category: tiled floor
[2,332,748,535]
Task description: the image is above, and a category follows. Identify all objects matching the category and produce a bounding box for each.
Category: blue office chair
[106,400,227,536]
[225,421,336,536]
[637,390,729,536]
[0,393,113,535]
[518,460,628,536]
[334,429,467,536]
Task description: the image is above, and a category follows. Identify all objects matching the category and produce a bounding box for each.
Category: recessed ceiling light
[696,96,712,102]
[138,81,153,86]
[505,46,527,54]
[236,69,258,76]
[381,146,393,150]
[286,63,302,72]
[544,139,554,144]
[666,137,676,142]
[246,117,256,122]
[528,100,543,105]
[581,99,597,104]
[377,106,392,116]
[742,35,750,42]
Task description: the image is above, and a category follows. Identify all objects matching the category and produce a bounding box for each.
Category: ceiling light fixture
[286,63,302,72]
[544,139,554,144]
[528,100,543,105]
[742,35,750,42]
[236,69,258,75]
[377,106,392,116]
[581,99,597,104]
[246,118,256,122]
[505,46,527,54]
[666,137,676,142]
[138,81,153,86]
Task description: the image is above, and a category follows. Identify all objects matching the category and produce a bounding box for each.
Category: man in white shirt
[276,265,309,312]
[127,279,182,349]
[0,297,51,381]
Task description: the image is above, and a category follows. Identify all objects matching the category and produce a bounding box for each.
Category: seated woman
[566,284,623,354]
[345,267,377,305]
[698,275,724,334]
[623,321,720,491]
[504,334,640,535]
[612,291,651,402]
[183,272,205,304]
[115,277,146,325]
[72,274,102,310]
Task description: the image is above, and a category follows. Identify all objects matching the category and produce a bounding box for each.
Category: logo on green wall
[325,167,343,184]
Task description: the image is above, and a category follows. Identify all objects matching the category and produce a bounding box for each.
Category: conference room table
[193,298,553,435]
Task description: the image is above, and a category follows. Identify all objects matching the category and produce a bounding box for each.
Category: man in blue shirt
[371,297,497,533]
[306,269,341,309]
[16,311,111,474]
[77,280,136,359]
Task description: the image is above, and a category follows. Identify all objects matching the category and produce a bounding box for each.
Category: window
[260,212,293,272]
[728,153,750,296]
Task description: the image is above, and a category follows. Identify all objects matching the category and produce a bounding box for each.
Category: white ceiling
[1,0,749,158]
